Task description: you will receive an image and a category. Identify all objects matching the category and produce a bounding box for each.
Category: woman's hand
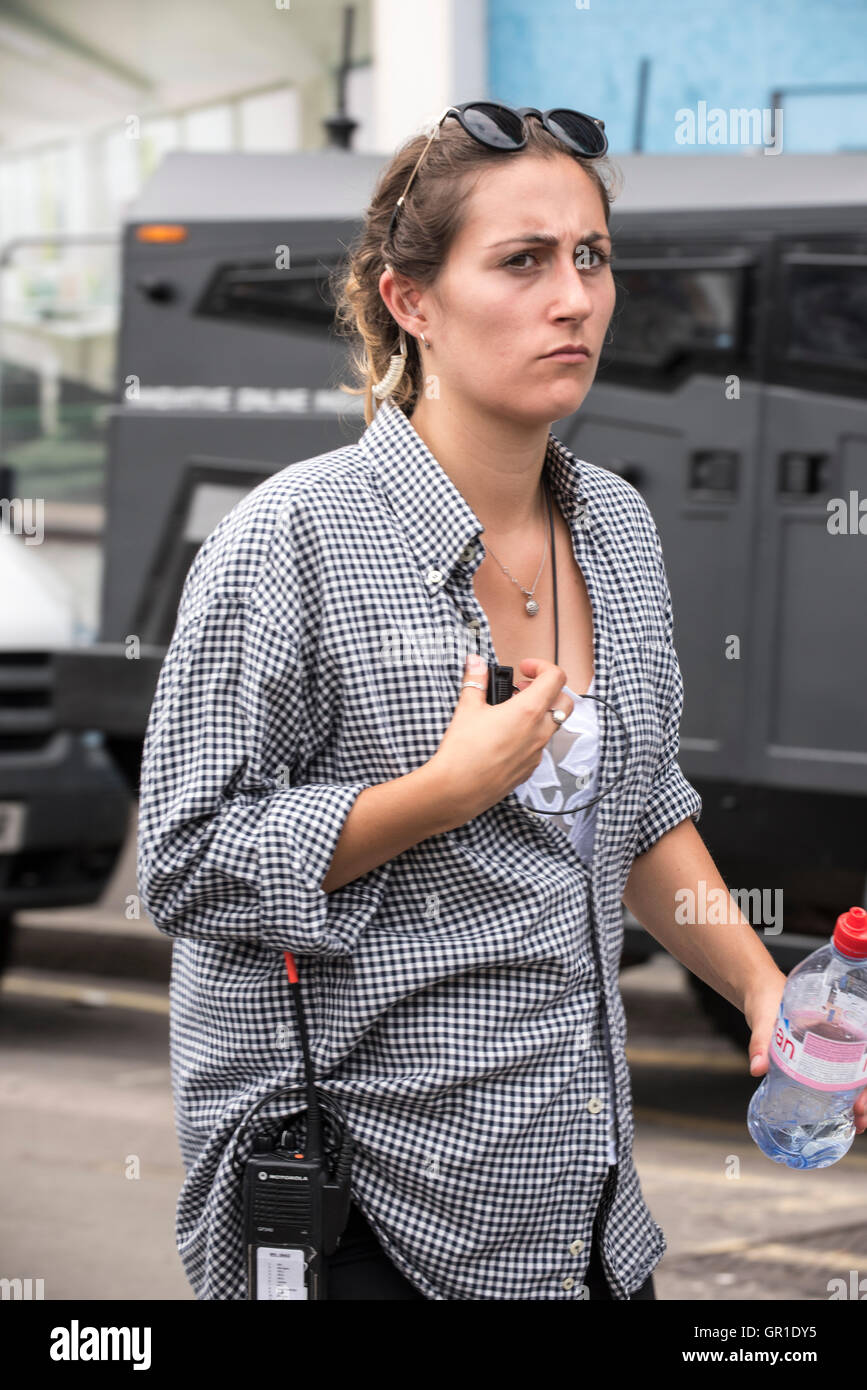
[432,653,574,823]
[744,972,867,1135]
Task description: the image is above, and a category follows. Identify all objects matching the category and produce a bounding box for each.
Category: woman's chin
[527,383,592,423]
[476,381,591,427]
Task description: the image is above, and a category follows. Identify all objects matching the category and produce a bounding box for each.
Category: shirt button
[569,1239,584,1256]
[426,567,444,587]
[466,617,481,631]
[586,1097,603,1114]
[562,1276,575,1290]
[460,541,477,563]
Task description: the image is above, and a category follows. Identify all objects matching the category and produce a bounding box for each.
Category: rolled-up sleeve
[632,518,702,858]
[136,590,392,957]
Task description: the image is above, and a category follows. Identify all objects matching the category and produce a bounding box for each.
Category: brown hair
[329,117,621,425]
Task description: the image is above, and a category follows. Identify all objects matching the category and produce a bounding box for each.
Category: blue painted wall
[486,0,867,153]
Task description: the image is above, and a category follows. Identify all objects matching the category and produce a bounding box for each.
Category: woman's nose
[552,264,594,318]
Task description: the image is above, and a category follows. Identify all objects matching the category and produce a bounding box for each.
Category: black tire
[619,948,655,970]
[105,737,144,796]
[685,970,752,1052]
[0,915,14,984]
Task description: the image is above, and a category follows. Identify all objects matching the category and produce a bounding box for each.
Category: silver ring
[550,708,567,725]
[461,680,486,691]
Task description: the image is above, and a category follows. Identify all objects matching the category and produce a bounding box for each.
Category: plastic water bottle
[747,905,867,1169]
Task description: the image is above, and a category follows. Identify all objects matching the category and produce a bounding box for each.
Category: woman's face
[417,153,616,427]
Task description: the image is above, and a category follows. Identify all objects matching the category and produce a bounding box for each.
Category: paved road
[0,970,191,1301]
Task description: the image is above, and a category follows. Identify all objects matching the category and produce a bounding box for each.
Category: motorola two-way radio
[237,951,353,1299]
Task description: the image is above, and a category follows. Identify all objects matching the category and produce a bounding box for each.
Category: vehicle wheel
[0,915,14,985]
[105,737,144,795]
[619,948,654,970]
[685,971,752,1052]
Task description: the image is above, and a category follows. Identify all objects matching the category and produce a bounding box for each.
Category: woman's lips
[544,349,590,361]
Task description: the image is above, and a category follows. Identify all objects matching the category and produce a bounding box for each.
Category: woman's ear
[380,264,423,330]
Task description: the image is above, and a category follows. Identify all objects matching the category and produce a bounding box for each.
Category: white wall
[371,0,487,153]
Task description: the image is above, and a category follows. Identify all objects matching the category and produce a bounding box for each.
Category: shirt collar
[358,398,587,584]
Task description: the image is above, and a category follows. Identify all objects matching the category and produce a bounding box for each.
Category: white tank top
[512,675,601,869]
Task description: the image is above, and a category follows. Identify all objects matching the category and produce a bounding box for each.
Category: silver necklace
[482,479,554,618]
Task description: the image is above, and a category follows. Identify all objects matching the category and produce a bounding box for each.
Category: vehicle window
[782,254,867,370]
[194,255,340,329]
[603,244,752,386]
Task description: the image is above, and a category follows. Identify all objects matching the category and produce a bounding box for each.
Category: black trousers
[324,1194,657,1301]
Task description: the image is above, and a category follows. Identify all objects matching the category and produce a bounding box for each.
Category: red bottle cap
[832,905,867,960]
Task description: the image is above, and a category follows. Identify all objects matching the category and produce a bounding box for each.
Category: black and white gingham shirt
[137,397,702,1300]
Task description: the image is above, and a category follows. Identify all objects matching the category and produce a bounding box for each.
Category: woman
[137,104,867,1302]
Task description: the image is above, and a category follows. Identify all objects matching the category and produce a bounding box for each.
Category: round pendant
[525,599,539,616]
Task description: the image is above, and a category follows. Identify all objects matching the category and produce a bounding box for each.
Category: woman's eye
[503,248,611,272]
[575,247,611,270]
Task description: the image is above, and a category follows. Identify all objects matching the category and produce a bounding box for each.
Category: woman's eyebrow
[487,230,611,248]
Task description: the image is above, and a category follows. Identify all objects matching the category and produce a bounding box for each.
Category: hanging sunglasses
[388,101,609,241]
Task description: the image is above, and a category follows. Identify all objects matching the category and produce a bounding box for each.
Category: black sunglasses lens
[461,103,525,149]
[546,110,607,155]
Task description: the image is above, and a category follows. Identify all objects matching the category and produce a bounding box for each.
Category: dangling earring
[371,324,408,401]
[420,332,430,349]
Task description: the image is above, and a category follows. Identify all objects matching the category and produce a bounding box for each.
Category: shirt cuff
[633,759,702,859]
[260,780,394,956]
[201,780,392,957]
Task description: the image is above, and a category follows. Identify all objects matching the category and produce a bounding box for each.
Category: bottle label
[772,1008,867,1092]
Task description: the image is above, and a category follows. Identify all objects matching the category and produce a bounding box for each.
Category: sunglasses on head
[388,101,608,241]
